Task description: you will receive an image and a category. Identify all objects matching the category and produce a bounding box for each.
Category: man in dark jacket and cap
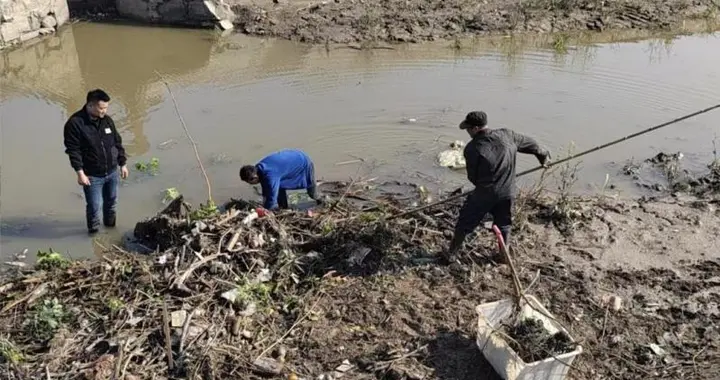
[445,111,550,262]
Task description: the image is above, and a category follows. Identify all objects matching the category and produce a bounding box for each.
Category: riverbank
[58,0,720,45]
[232,0,720,44]
[1,158,718,379]
[3,0,718,52]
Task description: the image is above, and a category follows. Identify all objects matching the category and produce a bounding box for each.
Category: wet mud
[232,0,720,44]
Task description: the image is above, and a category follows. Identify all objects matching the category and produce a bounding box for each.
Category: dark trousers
[83,170,119,231]
[277,163,320,209]
[449,191,513,254]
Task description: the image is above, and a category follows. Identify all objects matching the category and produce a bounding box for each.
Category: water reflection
[1,217,86,240]
[0,23,220,157]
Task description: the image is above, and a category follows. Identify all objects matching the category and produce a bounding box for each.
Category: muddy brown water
[1,23,719,260]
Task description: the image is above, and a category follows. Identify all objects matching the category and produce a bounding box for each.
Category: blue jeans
[83,170,119,231]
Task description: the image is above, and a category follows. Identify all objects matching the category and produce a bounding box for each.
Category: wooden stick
[172,253,226,290]
[161,300,175,371]
[335,159,363,166]
[226,227,243,252]
[312,162,364,229]
[389,103,720,220]
[112,339,129,380]
[255,297,322,361]
[0,283,48,314]
[492,226,523,306]
[217,209,241,226]
[155,70,214,204]
[179,308,197,354]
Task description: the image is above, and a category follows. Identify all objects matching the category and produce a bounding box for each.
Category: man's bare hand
[538,151,551,168]
[120,165,129,179]
[77,171,90,186]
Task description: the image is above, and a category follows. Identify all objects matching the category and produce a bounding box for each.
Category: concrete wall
[66,0,238,26]
[0,0,241,50]
[66,0,115,17]
[115,0,236,26]
[0,0,69,50]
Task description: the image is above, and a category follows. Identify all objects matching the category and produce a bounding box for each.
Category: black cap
[459,111,488,129]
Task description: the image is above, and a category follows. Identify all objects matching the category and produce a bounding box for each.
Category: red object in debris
[491,225,507,252]
[256,208,267,217]
[307,210,315,217]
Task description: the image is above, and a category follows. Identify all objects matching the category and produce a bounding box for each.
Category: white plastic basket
[476,295,582,380]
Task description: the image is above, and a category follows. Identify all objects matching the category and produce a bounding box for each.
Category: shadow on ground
[424,329,501,380]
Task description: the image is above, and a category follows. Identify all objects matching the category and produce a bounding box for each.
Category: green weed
[190,200,219,221]
[24,298,70,341]
[0,337,23,364]
[357,212,382,223]
[106,297,125,313]
[134,157,160,175]
[552,34,570,54]
[163,187,181,203]
[233,282,273,306]
[320,220,335,235]
[36,249,71,271]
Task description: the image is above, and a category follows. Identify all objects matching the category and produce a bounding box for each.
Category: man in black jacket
[63,89,129,234]
[444,111,550,262]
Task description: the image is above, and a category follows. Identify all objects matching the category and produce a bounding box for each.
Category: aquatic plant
[35,249,70,271]
[135,157,161,175]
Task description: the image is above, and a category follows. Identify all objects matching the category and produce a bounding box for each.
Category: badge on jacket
[105,128,111,134]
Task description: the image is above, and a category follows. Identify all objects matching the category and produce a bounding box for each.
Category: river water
[1,23,719,260]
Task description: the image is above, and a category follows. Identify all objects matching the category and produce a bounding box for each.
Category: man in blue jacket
[240,149,322,210]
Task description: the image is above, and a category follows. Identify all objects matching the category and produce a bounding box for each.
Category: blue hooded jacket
[256,149,314,209]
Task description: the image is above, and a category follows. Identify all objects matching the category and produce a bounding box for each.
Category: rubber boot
[104,215,116,228]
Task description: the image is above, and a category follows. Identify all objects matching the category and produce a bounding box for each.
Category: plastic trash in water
[438,140,467,169]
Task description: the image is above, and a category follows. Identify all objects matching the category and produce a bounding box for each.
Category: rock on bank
[0,0,69,50]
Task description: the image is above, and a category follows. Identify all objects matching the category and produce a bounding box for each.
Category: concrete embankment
[0,0,69,49]
[1,0,237,50]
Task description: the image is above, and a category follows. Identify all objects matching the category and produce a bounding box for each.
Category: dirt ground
[274,193,720,379]
[231,0,720,44]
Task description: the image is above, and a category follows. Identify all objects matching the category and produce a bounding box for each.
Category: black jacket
[463,128,548,199]
[63,108,127,177]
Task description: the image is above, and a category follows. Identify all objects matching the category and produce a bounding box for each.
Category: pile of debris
[0,181,718,379]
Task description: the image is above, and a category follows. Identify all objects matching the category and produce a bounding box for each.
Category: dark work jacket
[63,108,127,177]
[463,128,547,199]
